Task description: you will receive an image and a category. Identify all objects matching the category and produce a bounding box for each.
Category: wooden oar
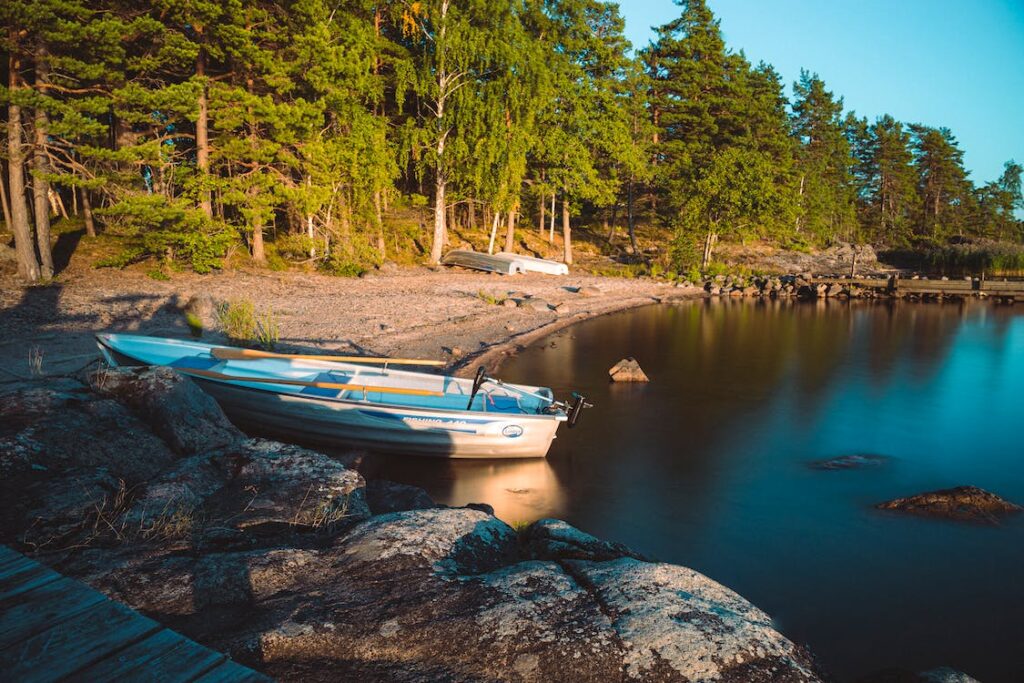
[212,347,445,366]
[180,367,445,397]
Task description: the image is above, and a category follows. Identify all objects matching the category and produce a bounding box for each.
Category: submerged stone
[876,485,1022,524]
[810,454,890,470]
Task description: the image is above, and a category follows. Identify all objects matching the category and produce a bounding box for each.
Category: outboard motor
[567,392,592,428]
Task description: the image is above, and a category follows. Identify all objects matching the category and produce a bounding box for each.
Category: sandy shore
[0,265,702,381]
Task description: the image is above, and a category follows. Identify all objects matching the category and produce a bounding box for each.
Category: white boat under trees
[96,334,589,458]
[441,250,568,275]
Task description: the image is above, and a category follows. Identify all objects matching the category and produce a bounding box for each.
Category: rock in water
[876,485,1022,524]
[810,454,889,470]
[609,357,650,382]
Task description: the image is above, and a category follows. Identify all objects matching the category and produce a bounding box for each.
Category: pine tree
[909,125,970,239]
[791,70,856,243]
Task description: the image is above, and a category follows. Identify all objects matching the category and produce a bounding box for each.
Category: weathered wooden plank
[0,555,36,576]
[0,547,269,683]
[0,561,63,602]
[195,659,273,683]
[0,545,23,566]
[0,599,161,682]
[899,280,975,292]
[114,635,228,681]
[63,628,184,682]
[983,282,1024,292]
[0,576,106,645]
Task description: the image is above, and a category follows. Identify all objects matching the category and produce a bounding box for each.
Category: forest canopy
[2,0,1021,282]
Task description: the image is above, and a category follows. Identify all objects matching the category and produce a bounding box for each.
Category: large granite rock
[7,369,823,682]
[0,380,176,482]
[89,366,243,455]
[522,518,646,562]
[123,439,369,547]
[66,509,823,682]
[876,485,1022,524]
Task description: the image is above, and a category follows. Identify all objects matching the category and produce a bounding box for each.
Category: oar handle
[212,348,444,366]
[180,367,445,397]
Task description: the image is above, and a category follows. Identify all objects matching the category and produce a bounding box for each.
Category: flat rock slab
[810,454,890,470]
[876,486,1022,524]
[609,357,649,382]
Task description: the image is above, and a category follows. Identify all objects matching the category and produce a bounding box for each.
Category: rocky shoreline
[2,367,824,681]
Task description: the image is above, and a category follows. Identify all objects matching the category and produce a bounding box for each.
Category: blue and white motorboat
[95,334,588,458]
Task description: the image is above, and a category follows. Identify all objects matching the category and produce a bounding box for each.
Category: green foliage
[217,299,279,349]
[476,290,507,305]
[4,0,1018,284]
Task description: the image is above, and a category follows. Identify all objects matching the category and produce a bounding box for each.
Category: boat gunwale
[95,334,567,423]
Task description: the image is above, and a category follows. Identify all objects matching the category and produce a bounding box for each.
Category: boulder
[364,479,436,515]
[118,439,368,548]
[68,507,822,683]
[566,558,822,682]
[89,366,243,455]
[181,293,216,334]
[0,382,176,483]
[609,357,650,382]
[876,485,1022,524]
[522,518,646,562]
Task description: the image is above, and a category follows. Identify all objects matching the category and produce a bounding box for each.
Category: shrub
[218,299,279,349]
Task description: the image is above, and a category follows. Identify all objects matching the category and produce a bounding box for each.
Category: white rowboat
[96,334,579,459]
[441,250,568,276]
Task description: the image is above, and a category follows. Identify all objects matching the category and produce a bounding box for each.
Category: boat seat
[169,355,221,371]
[300,372,343,399]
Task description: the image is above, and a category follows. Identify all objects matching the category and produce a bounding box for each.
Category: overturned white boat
[441,249,568,276]
[495,252,569,275]
[96,334,589,459]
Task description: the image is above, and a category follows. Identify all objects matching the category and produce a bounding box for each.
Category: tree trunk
[700,230,718,271]
[81,186,96,237]
[251,217,265,263]
[487,212,500,255]
[605,202,619,244]
[467,198,475,230]
[7,45,40,282]
[561,197,572,265]
[538,191,545,237]
[195,43,212,219]
[32,47,54,278]
[0,161,12,232]
[430,176,446,264]
[794,174,805,233]
[548,194,555,242]
[374,189,386,259]
[504,206,516,252]
[627,177,638,254]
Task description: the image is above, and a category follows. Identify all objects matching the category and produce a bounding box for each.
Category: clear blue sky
[619,0,1024,186]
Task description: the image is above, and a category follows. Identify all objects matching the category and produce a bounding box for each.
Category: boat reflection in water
[359,453,568,523]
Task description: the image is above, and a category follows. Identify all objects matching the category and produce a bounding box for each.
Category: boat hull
[97,335,562,459]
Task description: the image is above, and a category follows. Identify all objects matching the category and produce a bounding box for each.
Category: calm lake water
[361,299,1024,681]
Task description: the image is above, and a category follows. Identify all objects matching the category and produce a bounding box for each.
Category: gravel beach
[0,265,702,381]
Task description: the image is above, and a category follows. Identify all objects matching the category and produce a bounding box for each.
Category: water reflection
[365,299,1024,682]
[360,453,568,522]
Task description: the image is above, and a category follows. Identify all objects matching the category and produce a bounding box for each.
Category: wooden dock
[808,275,1024,300]
[0,545,270,682]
